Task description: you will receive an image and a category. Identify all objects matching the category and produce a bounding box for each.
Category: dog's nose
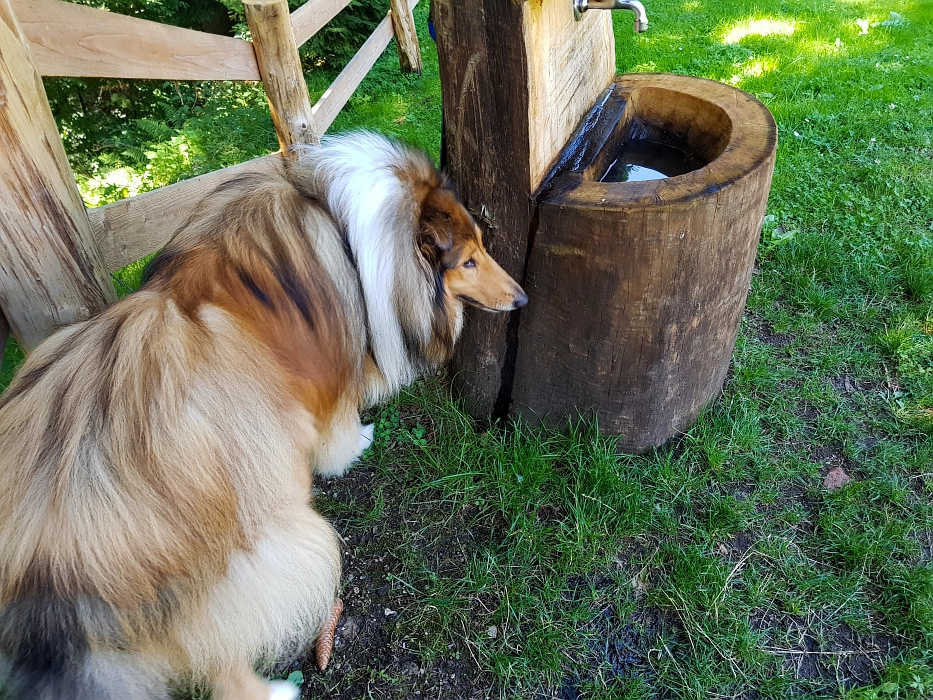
[513,289,528,309]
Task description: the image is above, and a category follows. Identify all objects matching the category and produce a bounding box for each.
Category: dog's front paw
[359,423,374,453]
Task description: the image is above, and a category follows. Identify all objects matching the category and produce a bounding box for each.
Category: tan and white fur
[0,132,526,700]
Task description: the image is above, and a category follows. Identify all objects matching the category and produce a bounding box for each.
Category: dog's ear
[418,193,454,253]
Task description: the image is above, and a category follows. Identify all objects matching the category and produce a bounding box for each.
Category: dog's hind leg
[178,507,341,698]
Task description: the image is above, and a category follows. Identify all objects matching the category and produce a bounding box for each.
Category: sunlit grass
[722,18,797,45]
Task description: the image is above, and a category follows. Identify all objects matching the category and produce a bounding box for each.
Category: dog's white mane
[291,132,438,404]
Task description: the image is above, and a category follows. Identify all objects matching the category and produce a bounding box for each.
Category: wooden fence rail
[0,0,421,354]
[90,0,417,274]
[89,154,284,273]
[13,0,261,80]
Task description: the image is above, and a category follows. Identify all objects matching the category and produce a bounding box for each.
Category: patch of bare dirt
[751,612,899,693]
[289,464,495,700]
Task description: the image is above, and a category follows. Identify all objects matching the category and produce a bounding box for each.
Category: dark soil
[291,463,496,700]
[751,611,900,693]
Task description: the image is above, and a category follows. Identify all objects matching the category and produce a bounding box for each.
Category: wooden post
[0,0,117,352]
[433,0,614,419]
[243,0,320,149]
[388,0,421,74]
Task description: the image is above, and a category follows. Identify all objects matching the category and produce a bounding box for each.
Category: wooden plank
[311,2,407,134]
[0,0,117,352]
[291,0,353,47]
[388,0,422,74]
[87,154,285,273]
[12,0,259,80]
[244,0,320,149]
[522,2,614,189]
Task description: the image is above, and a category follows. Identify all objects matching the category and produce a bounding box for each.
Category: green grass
[3,0,933,698]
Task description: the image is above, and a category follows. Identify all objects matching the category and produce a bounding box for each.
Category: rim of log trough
[534,73,778,209]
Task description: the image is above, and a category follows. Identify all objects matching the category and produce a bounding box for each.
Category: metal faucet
[573,0,649,32]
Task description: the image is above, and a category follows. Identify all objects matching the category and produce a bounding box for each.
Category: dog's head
[418,186,527,313]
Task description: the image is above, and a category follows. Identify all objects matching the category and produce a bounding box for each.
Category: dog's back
[0,176,349,699]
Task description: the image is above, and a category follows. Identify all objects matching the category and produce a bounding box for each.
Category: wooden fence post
[243,0,321,149]
[388,0,421,74]
[0,0,117,352]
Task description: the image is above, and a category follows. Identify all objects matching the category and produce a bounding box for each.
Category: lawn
[3,0,933,698]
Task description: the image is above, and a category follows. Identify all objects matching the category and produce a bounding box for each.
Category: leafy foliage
[47,0,387,195]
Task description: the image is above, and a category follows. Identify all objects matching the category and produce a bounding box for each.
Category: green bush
[48,0,387,201]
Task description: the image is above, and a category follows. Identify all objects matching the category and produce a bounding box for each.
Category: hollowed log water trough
[510,74,778,451]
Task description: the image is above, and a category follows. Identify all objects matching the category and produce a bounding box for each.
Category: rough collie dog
[0,132,526,700]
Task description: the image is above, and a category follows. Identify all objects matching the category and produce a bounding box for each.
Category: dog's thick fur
[0,132,525,700]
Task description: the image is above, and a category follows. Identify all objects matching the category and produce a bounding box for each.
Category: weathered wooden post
[433,0,616,419]
[387,0,421,74]
[244,0,321,148]
[243,0,421,150]
[0,0,117,352]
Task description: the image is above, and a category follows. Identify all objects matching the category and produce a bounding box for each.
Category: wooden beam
[433,0,531,418]
[291,0,353,47]
[88,154,285,273]
[313,10,387,133]
[12,0,260,81]
[244,0,320,149]
[388,0,422,74]
[522,4,614,189]
[0,0,117,352]
[434,0,615,418]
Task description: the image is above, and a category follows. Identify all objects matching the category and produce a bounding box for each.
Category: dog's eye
[464,258,476,269]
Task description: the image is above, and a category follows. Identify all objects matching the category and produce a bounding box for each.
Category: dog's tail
[0,598,170,700]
